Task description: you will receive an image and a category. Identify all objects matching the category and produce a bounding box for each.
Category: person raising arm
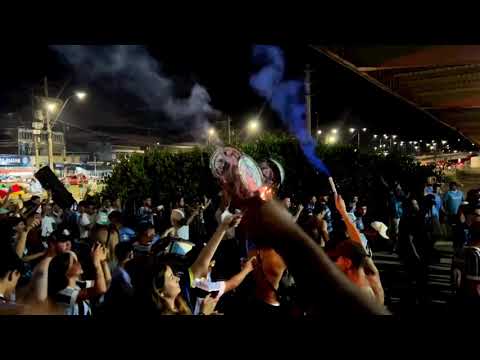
[189,213,242,280]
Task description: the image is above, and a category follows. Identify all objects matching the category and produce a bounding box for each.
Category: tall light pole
[42,86,87,172]
[44,77,54,170]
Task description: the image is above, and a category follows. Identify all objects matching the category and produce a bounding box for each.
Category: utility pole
[44,77,54,171]
[357,132,360,149]
[94,153,97,177]
[305,64,312,137]
[63,122,67,177]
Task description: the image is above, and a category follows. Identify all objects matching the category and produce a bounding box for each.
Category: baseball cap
[371,221,389,239]
[49,227,73,243]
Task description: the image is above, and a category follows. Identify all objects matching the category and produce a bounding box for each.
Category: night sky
[0,44,462,151]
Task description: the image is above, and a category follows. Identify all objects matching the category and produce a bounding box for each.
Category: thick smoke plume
[51,45,219,138]
[249,45,331,176]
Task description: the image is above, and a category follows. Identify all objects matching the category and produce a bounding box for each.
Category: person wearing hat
[48,227,74,255]
[369,221,391,252]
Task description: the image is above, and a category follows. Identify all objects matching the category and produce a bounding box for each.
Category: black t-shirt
[244,298,285,316]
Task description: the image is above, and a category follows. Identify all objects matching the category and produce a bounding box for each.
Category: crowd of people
[0,170,478,316]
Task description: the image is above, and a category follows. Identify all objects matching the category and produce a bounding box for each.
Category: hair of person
[151,262,191,315]
[108,210,123,223]
[327,240,367,269]
[450,182,458,187]
[90,224,119,261]
[47,252,73,296]
[433,183,441,190]
[78,200,88,208]
[137,221,155,235]
[115,242,133,263]
[0,245,24,279]
[31,195,40,201]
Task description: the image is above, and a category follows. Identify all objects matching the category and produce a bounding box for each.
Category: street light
[247,119,260,133]
[75,91,87,100]
[208,128,216,136]
[373,134,378,139]
[326,135,337,144]
[349,128,355,133]
[44,91,88,171]
[46,102,58,112]
[317,130,322,135]
[362,128,367,132]
[392,135,397,140]
[331,128,338,134]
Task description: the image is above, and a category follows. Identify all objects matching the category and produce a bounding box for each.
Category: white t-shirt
[41,215,56,237]
[78,213,92,239]
[29,180,43,195]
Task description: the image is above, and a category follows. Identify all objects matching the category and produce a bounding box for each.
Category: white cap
[371,221,389,239]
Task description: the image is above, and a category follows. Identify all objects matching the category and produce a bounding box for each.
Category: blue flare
[250,45,331,177]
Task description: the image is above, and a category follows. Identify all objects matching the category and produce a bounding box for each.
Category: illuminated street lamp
[326,135,337,144]
[373,134,378,139]
[208,128,216,136]
[247,119,260,133]
[331,128,338,134]
[75,91,87,101]
[349,128,355,133]
[362,128,367,132]
[46,102,58,112]
[392,135,397,140]
[317,130,322,135]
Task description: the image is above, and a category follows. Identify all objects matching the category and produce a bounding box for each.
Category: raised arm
[186,207,200,226]
[246,198,389,315]
[293,204,304,223]
[102,259,112,287]
[334,194,362,245]
[190,214,242,280]
[78,243,108,301]
[224,256,256,293]
[15,218,41,258]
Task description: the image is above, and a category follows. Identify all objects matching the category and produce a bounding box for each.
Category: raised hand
[241,256,257,273]
[27,218,41,232]
[201,294,219,315]
[92,242,107,264]
[220,213,242,230]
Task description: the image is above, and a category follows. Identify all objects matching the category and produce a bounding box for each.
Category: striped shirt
[54,280,93,316]
[464,246,480,281]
